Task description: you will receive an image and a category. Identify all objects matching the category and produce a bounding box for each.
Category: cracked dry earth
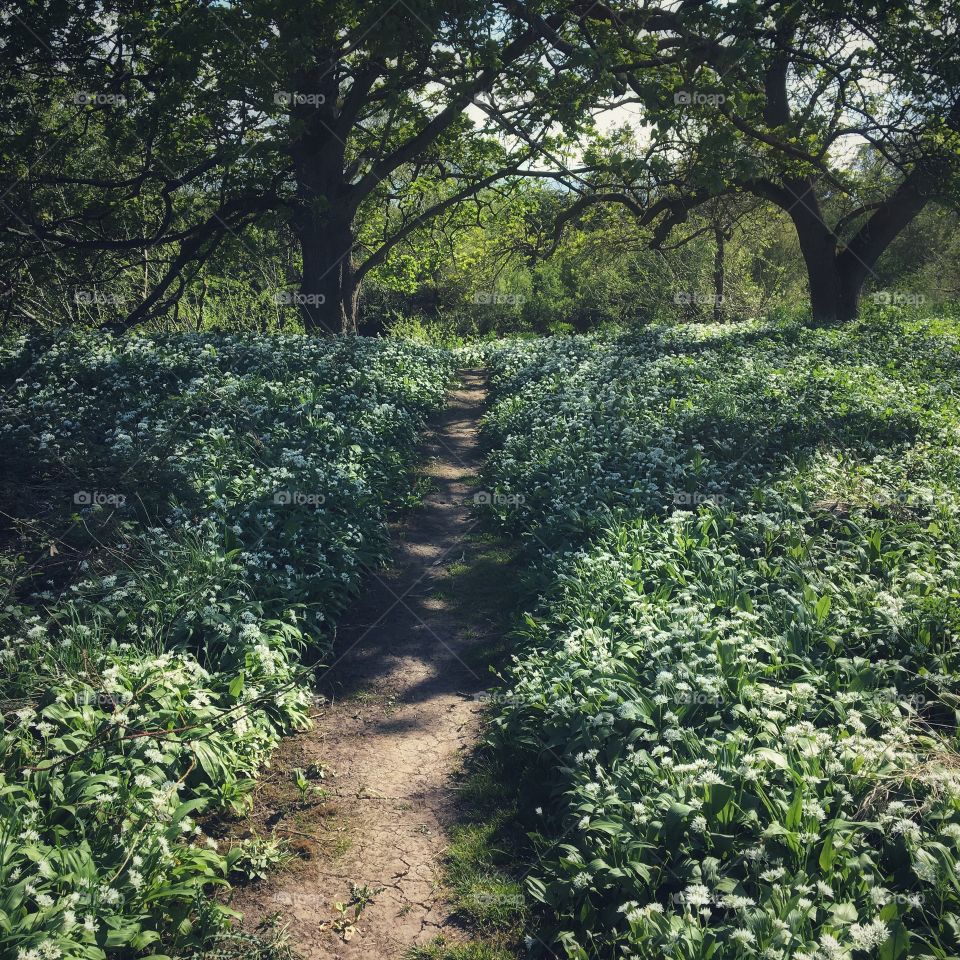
[230,369,494,959]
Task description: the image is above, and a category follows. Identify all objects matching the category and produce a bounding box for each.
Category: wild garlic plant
[480,315,960,960]
[0,331,455,959]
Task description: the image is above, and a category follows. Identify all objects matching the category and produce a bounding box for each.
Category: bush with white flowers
[0,331,455,959]
[480,316,960,960]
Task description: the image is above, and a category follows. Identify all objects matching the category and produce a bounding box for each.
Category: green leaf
[785,788,804,831]
[753,748,790,770]
[819,832,837,871]
[815,594,831,624]
[879,920,909,960]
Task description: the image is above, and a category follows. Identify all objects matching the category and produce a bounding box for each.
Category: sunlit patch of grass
[440,535,529,672]
[408,935,516,960]
[185,921,301,960]
[421,757,533,960]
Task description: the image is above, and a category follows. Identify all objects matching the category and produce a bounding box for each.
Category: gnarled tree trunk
[292,207,358,334]
[785,173,930,326]
[286,63,360,336]
[799,238,866,326]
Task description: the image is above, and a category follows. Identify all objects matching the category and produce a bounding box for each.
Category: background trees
[0,0,592,332]
[552,0,960,324]
[0,0,957,333]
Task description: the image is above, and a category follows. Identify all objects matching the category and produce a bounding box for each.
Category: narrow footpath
[231,369,495,959]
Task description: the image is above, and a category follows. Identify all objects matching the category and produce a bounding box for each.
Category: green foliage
[0,0,598,332]
[479,312,960,958]
[408,938,516,960]
[0,332,455,958]
[366,169,959,335]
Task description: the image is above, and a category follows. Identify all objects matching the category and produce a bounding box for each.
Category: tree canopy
[521,0,960,323]
[0,0,957,330]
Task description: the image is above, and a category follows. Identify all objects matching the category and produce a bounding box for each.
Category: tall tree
[522,0,960,323]
[0,0,590,333]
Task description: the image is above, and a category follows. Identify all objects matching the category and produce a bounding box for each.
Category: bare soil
[229,369,495,959]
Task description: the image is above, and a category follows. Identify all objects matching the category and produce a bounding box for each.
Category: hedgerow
[479,316,960,960]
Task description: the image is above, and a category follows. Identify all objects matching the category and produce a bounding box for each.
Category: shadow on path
[230,369,497,960]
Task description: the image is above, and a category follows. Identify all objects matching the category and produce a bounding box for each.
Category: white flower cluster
[0,331,456,958]
[482,320,960,959]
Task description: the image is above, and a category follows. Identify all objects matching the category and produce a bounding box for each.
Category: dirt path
[230,369,494,959]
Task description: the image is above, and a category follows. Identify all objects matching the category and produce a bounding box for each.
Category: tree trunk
[291,207,359,335]
[837,265,865,324]
[286,78,358,335]
[798,250,866,326]
[713,225,726,322]
[806,263,841,325]
[787,179,841,325]
[797,234,877,325]
[782,173,930,326]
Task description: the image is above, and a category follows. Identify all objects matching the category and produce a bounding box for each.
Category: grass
[348,689,399,713]
[446,818,526,928]
[412,509,536,958]
[414,755,536,960]
[187,921,301,960]
[408,938,517,960]
[439,532,530,674]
